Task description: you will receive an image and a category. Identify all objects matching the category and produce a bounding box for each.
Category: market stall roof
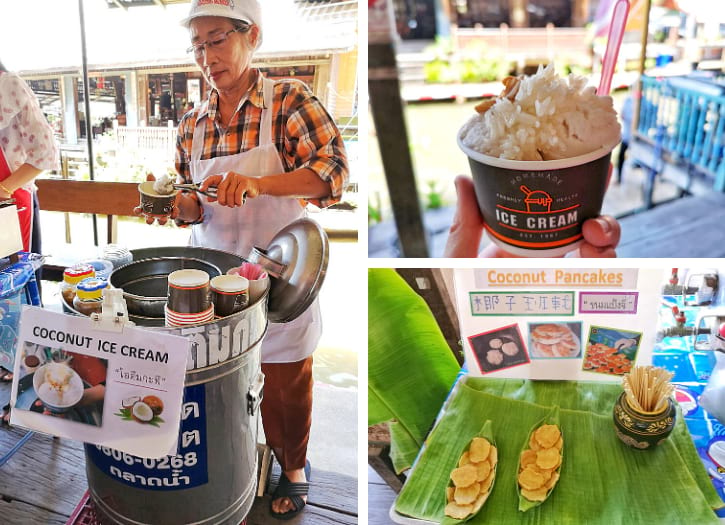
[5,0,357,77]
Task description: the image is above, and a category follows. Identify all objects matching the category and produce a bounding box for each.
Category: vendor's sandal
[0,368,13,382]
[1,404,10,425]
[270,460,311,520]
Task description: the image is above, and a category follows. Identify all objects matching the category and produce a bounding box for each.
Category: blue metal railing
[638,75,725,190]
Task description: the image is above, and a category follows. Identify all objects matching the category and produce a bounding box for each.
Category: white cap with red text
[181,0,262,46]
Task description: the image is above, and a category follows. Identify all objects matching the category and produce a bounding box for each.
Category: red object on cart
[0,144,32,252]
[669,268,678,286]
[65,491,101,525]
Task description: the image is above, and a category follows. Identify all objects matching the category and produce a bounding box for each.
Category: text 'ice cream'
[459,64,621,161]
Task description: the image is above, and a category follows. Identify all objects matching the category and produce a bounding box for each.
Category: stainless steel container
[694,307,725,351]
[683,269,719,306]
[110,256,221,319]
[82,219,328,525]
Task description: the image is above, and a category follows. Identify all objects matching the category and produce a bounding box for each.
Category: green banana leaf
[368,269,461,473]
[395,377,722,524]
[517,405,561,512]
[441,420,497,525]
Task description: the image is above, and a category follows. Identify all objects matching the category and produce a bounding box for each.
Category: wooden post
[369,0,428,257]
[572,0,589,27]
[138,73,149,125]
[396,268,463,364]
[61,153,72,244]
[72,77,81,141]
[509,0,529,28]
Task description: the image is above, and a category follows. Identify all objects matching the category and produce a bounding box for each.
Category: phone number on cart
[94,446,198,469]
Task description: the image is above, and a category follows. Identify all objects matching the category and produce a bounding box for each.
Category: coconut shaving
[459,64,621,161]
[153,174,176,195]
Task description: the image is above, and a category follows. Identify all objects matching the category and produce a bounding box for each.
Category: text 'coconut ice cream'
[459,64,621,161]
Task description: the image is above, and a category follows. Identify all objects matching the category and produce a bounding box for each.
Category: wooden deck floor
[617,192,725,257]
[0,414,357,525]
[368,466,397,525]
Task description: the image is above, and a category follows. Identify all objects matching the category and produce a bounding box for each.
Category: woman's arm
[198,166,330,208]
[0,163,43,198]
[79,384,106,406]
[0,73,59,181]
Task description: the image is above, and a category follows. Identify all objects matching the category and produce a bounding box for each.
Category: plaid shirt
[176,69,348,208]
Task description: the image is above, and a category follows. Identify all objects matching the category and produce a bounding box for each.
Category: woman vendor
[0,59,59,384]
[137,0,348,519]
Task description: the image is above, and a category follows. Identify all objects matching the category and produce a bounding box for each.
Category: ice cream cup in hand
[458,137,618,257]
[138,180,179,218]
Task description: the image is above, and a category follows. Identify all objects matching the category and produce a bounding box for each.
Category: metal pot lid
[248,218,328,323]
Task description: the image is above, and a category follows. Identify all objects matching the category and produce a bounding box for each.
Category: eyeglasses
[186,25,250,58]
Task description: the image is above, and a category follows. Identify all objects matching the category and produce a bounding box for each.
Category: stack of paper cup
[164,304,215,327]
[165,269,214,327]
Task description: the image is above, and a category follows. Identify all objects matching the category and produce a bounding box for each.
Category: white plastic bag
[700,351,725,425]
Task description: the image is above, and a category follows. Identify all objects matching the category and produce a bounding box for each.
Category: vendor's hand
[200,171,260,208]
[132,173,179,226]
[443,175,621,258]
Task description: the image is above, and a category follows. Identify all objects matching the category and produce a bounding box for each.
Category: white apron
[188,77,322,363]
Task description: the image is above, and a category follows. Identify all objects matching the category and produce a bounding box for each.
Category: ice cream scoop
[172,183,218,199]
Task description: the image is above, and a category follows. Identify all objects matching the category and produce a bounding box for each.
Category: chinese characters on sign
[470,292,575,316]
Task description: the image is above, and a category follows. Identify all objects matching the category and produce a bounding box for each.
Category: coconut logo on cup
[492,179,587,246]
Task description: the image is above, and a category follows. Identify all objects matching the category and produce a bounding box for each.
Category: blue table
[654,299,725,517]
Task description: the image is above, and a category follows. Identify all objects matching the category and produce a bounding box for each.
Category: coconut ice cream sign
[9,307,189,459]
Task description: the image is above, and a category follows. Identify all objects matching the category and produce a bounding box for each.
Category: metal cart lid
[249,218,329,324]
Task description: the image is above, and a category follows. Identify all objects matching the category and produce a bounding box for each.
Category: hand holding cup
[134,173,180,225]
[134,174,204,226]
[444,175,621,258]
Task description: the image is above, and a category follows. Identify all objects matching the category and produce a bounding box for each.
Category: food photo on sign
[468,324,530,374]
[14,344,108,427]
[368,266,725,524]
[528,322,582,360]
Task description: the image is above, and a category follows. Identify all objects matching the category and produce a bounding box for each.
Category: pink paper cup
[458,134,619,257]
[227,264,268,303]
[226,262,267,281]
